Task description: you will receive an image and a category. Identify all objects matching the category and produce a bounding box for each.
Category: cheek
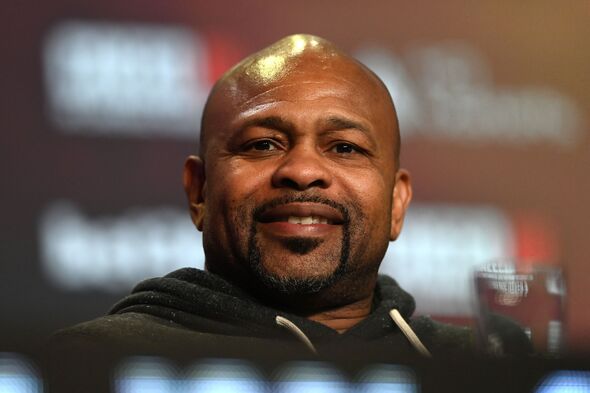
[205,161,271,227]
[348,168,389,199]
[202,171,261,261]
[208,161,260,200]
[347,172,392,229]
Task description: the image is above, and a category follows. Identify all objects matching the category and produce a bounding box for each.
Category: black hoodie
[52,268,474,357]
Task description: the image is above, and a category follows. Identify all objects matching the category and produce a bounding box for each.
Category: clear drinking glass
[473,262,566,356]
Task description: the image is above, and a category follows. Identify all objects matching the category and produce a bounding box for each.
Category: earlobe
[390,169,412,241]
[183,155,206,231]
[189,202,206,231]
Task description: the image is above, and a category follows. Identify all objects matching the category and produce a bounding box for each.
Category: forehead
[236,79,377,124]
[208,55,396,133]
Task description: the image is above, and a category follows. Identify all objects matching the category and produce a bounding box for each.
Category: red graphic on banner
[513,212,559,265]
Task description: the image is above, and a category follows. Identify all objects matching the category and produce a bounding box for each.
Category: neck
[305,295,374,333]
[254,276,378,331]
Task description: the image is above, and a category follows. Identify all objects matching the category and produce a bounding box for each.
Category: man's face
[187,57,410,301]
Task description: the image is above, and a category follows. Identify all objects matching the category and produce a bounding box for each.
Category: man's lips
[256,202,345,225]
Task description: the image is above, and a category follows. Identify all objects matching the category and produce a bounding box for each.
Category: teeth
[287,216,328,225]
[288,216,301,224]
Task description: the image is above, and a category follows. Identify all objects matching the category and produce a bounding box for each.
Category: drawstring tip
[389,309,432,358]
[276,315,318,355]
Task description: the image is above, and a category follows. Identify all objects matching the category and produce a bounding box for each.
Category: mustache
[252,194,351,223]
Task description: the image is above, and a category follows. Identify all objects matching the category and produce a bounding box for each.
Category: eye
[332,143,358,154]
[249,140,277,151]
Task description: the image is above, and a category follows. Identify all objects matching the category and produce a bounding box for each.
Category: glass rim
[473,260,562,276]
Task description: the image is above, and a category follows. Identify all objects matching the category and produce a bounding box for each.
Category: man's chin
[249,251,347,295]
[278,236,324,255]
[251,268,339,295]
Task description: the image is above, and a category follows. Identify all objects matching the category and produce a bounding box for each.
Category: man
[53,34,474,357]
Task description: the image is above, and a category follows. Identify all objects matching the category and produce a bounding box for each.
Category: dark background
[1,1,589,351]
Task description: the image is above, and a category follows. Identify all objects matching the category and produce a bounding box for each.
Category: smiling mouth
[256,202,345,226]
[260,215,332,225]
[286,216,329,224]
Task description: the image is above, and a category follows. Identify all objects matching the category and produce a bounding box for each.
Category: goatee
[247,194,353,294]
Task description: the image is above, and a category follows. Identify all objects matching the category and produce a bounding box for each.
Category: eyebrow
[239,116,295,133]
[321,116,378,151]
[322,116,370,134]
[239,115,370,134]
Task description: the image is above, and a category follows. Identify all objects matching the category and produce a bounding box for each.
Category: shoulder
[50,313,185,350]
[48,313,299,355]
[409,316,475,355]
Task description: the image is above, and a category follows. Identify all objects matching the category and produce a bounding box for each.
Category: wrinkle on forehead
[235,80,358,112]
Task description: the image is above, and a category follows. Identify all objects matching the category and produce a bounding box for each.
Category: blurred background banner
[1,1,588,351]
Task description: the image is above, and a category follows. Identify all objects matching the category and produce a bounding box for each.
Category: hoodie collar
[110,268,416,342]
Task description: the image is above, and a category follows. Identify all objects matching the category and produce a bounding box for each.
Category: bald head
[199,34,400,167]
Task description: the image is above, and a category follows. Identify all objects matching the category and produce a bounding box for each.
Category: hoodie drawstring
[389,309,432,358]
[275,315,318,354]
[276,310,431,358]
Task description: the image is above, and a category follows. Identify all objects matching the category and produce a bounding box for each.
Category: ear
[183,155,206,231]
[390,169,412,241]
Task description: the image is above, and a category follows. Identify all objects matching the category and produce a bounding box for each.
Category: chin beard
[279,237,323,255]
[246,196,352,295]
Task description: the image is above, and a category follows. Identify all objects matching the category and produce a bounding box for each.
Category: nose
[271,145,332,191]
